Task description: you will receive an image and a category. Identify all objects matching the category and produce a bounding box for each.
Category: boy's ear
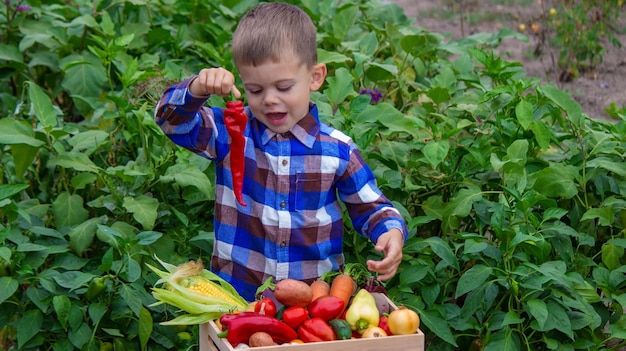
[310,63,327,91]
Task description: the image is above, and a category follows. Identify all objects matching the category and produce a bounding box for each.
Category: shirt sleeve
[337,144,408,243]
[154,76,219,158]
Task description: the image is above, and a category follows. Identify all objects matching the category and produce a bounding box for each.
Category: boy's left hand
[366,228,404,281]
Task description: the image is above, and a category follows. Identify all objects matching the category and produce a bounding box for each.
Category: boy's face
[238,56,326,134]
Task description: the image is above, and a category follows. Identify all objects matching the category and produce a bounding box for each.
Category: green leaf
[96,224,123,249]
[418,309,457,346]
[11,144,39,179]
[530,119,552,149]
[330,4,358,42]
[400,33,441,56]
[88,302,107,325]
[545,301,574,339]
[601,244,624,271]
[0,247,10,262]
[456,264,493,297]
[399,265,429,285]
[161,163,212,202]
[526,299,548,328]
[139,306,153,351]
[515,99,532,130]
[0,277,19,304]
[69,217,103,255]
[68,130,109,153]
[427,86,451,105]
[423,237,459,270]
[0,117,44,147]
[530,164,578,199]
[358,32,379,56]
[54,271,94,291]
[136,231,163,245]
[123,195,158,230]
[122,254,142,283]
[484,328,521,351]
[449,186,483,217]
[60,54,107,98]
[423,140,449,168]
[53,295,72,329]
[0,184,29,201]
[541,85,584,128]
[119,284,143,317]
[318,49,351,64]
[586,158,626,178]
[48,152,101,173]
[52,192,89,229]
[17,309,43,349]
[26,81,58,129]
[0,43,23,63]
[581,207,614,227]
[365,62,398,81]
[359,103,423,138]
[324,67,356,105]
[502,311,525,326]
[68,323,92,349]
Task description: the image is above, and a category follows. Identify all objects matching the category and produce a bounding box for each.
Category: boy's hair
[232,2,317,68]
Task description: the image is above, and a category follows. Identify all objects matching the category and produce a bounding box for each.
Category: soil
[388,0,626,122]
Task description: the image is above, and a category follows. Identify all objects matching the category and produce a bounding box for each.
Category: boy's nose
[262,91,279,105]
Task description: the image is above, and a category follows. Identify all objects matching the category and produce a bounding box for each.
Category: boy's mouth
[266,112,288,125]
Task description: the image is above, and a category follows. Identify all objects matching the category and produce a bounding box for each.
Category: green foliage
[0,0,625,350]
[551,0,623,73]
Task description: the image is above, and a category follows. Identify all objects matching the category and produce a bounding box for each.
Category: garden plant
[0,0,625,350]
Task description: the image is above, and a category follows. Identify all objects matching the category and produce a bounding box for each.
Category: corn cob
[180,276,243,305]
[147,256,248,325]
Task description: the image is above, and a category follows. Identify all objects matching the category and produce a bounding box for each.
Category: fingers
[367,254,401,281]
[231,85,242,99]
[366,229,404,280]
[192,68,241,97]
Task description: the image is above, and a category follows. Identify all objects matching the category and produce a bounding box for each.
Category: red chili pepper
[218,312,297,346]
[307,295,345,322]
[297,317,336,343]
[254,297,277,318]
[282,305,309,329]
[378,315,392,335]
[224,101,248,207]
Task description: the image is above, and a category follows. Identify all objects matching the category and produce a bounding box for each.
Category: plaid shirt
[155,77,407,301]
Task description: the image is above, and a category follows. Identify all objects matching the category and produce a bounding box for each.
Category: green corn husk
[147,256,248,325]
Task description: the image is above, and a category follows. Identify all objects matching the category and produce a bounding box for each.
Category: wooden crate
[199,296,425,351]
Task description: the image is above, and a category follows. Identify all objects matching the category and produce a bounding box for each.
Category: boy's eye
[277,86,292,92]
[248,89,262,94]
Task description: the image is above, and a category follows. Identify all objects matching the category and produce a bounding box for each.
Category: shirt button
[282,159,288,166]
[280,241,286,248]
[280,201,286,208]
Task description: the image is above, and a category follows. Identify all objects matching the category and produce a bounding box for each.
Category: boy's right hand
[189,67,242,98]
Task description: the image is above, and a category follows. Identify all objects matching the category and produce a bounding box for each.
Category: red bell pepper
[218,312,297,346]
[224,101,248,207]
[307,295,345,322]
[297,317,336,343]
[282,305,309,329]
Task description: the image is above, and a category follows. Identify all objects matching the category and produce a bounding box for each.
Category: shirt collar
[259,103,320,148]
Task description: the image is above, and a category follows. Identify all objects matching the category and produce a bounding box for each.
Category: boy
[155,2,407,302]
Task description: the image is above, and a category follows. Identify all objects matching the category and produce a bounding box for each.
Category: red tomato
[378,316,392,335]
[254,298,277,318]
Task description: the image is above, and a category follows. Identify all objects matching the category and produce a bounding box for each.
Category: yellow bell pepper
[345,289,380,334]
